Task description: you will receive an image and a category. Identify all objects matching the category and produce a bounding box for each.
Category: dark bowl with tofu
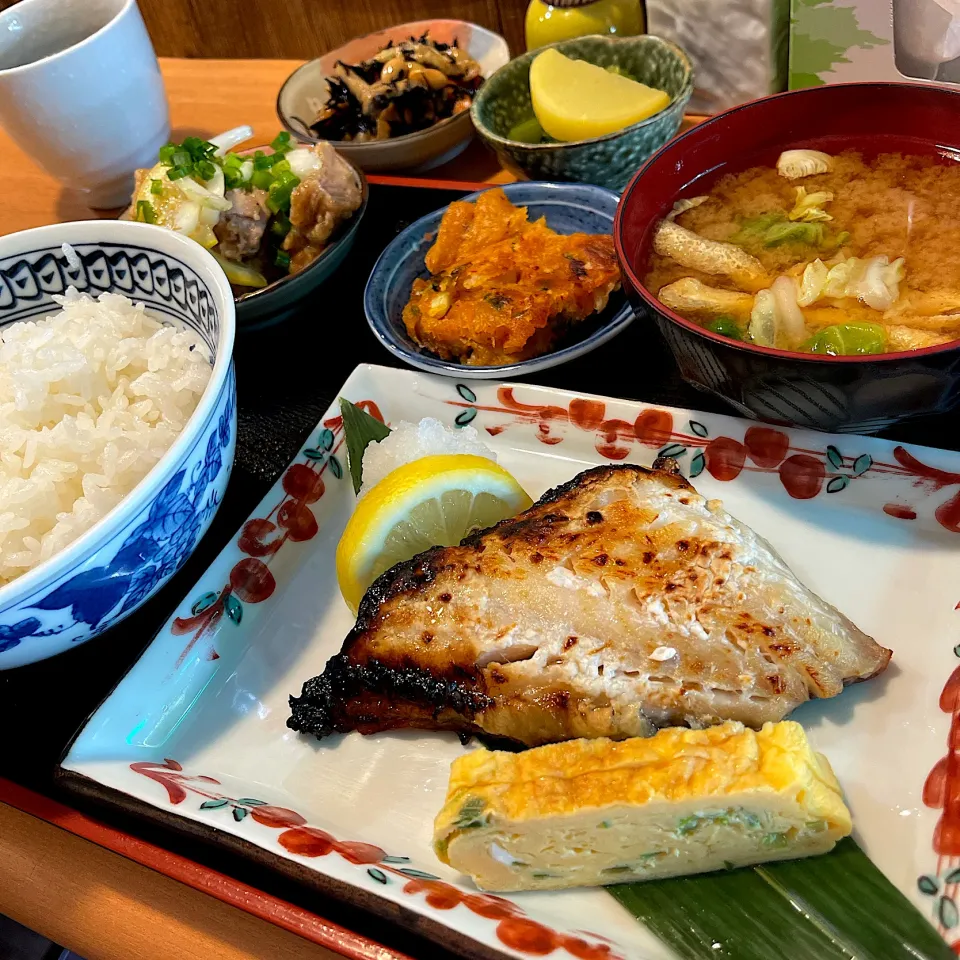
[616,82,960,434]
[231,148,368,331]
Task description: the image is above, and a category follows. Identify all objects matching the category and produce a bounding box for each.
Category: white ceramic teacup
[0,0,169,208]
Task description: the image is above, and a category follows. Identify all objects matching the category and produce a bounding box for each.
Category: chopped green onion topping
[181,136,217,159]
[159,136,220,184]
[221,152,249,189]
[271,131,293,153]
[251,168,274,191]
[267,171,301,214]
[270,211,292,240]
[150,179,163,195]
[136,200,157,224]
[152,132,298,196]
[275,249,292,270]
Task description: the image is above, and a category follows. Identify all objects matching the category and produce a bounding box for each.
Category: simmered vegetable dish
[644,149,960,355]
[123,129,362,293]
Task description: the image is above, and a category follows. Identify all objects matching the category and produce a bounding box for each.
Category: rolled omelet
[433,721,851,892]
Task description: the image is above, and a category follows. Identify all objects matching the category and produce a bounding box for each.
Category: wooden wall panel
[498,0,527,61]
[0,0,528,81]
[133,0,525,60]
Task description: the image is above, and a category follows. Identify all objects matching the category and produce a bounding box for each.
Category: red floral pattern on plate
[451,384,960,953]
[921,635,960,949]
[149,381,960,955]
[171,401,383,665]
[448,384,960,530]
[130,760,619,960]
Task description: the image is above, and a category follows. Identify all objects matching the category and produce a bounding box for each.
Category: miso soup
[644,149,960,355]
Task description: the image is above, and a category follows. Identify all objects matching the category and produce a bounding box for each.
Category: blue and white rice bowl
[0,220,236,669]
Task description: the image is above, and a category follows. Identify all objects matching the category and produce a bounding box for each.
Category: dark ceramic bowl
[233,151,368,331]
[616,82,960,434]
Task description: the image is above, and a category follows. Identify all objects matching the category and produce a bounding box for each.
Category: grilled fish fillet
[289,462,891,747]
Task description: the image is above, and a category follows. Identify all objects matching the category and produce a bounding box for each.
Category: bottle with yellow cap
[525,0,644,51]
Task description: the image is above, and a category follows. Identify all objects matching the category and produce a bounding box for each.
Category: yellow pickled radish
[529,48,670,142]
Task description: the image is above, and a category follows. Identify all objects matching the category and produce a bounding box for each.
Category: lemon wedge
[336,454,532,613]
[529,48,671,142]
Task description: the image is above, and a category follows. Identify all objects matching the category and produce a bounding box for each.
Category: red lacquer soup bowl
[615,82,960,434]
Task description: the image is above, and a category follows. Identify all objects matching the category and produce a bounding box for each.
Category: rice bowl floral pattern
[0,223,236,670]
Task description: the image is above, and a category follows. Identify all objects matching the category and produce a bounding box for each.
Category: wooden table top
[2,56,509,235]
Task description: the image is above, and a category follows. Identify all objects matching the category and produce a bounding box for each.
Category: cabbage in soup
[644,149,960,355]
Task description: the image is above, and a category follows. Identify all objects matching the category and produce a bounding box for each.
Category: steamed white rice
[0,290,212,587]
[359,417,496,498]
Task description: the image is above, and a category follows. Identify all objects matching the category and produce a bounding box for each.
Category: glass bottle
[525,0,645,51]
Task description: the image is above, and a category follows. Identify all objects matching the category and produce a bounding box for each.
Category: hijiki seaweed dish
[309,33,483,142]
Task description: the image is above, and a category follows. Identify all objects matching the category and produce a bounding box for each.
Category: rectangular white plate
[61,364,960,960]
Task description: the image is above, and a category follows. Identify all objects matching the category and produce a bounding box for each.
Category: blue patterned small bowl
[0,220,236,669]
[471,35,693,192]
[365,181,633,379]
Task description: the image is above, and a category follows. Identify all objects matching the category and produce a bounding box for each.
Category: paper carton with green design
[790,0,960,87]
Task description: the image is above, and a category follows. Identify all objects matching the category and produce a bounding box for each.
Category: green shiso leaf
[340,398,390,495]
[608,838,952,960]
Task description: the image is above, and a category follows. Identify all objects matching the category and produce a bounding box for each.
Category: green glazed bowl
[470,35,693,192]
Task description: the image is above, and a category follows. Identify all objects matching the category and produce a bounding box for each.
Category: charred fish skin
[289,463,891,746]
[288,553,495,739]
[287,653,494,738]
